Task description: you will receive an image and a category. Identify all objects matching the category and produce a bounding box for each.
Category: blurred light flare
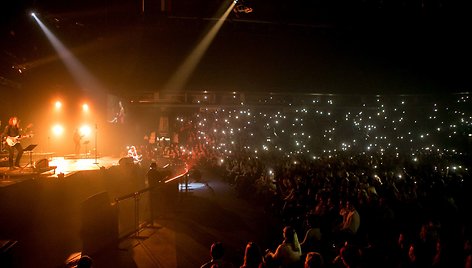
[82,103,89,112]
[52,124,64,136]
[55,101,62,110]
[79,125,92,137]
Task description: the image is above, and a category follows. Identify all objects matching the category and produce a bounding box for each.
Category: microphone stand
[93,124,99,165]
[48,136,51,160]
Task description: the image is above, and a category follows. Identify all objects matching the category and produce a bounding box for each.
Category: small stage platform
[0,156,121,187]
[48,156,120,177]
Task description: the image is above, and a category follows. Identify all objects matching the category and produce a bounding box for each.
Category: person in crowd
[300,215,322,253]
[241,242,264,268]
[304,252,324,268]
[410,222,438,268]
[76,255,93,268]
[395,232,412,267]
[147,162,164,220]
[127,145,142,163]
[265,226,302,268]
[201,242,234,268]
[332,243,361,268]
[338,199,360,242]
[465,238,472,268]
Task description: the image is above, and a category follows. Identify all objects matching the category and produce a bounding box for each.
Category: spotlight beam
[164,1,237,91]
[31,14,103,93]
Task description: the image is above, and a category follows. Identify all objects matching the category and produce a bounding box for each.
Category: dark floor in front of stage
[0,167,281,268]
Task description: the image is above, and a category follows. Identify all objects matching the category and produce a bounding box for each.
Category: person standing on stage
[3,117,24,170]
[73,128,83,156]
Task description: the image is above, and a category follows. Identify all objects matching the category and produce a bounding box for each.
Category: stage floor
[0,156,121,186]
[48,156,120,177]
[0,154,180,189]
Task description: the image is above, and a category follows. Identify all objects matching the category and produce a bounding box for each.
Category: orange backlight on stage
[79,125,91,137]
[52,124,64,136]
[55,101,62,110]
[82,103,89,112]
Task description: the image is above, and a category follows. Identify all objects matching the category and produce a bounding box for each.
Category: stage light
[55,101,62,110]
[52,124,64,136]
[82,103,89,112]
[79,125,92,137]
[31,13,104,95]
[163,0,237,91]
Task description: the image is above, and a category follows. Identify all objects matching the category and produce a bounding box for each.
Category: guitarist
[3,117,24,170]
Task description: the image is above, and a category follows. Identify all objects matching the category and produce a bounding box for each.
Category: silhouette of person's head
[283,226,297,243]
[77,255,93,268]
[243,242,263,267]
[305,252,324,268]
[210,242,225,260]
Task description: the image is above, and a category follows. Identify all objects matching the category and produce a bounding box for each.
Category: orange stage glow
[82,103,89,112]
[48,156,119,177]
[79,125,92,137]
[55,101,62,110]
[52,124,64,136]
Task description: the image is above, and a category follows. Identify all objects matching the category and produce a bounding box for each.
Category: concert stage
[0,155,121,187]
[0,153,183,186]
[49,156,120,177]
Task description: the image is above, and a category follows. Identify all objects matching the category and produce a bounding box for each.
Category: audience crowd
[140,94,471,267]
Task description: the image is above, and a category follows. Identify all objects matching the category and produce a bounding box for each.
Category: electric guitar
[6,134,34,146]
[73,134,85,145]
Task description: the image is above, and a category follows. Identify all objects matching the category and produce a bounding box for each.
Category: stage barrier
[112,163,189,240]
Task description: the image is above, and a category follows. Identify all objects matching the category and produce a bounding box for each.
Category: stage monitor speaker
[118,157,134,166]
[34,158,49,170]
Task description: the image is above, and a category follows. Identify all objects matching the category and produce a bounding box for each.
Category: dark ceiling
[1,0,471,97]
